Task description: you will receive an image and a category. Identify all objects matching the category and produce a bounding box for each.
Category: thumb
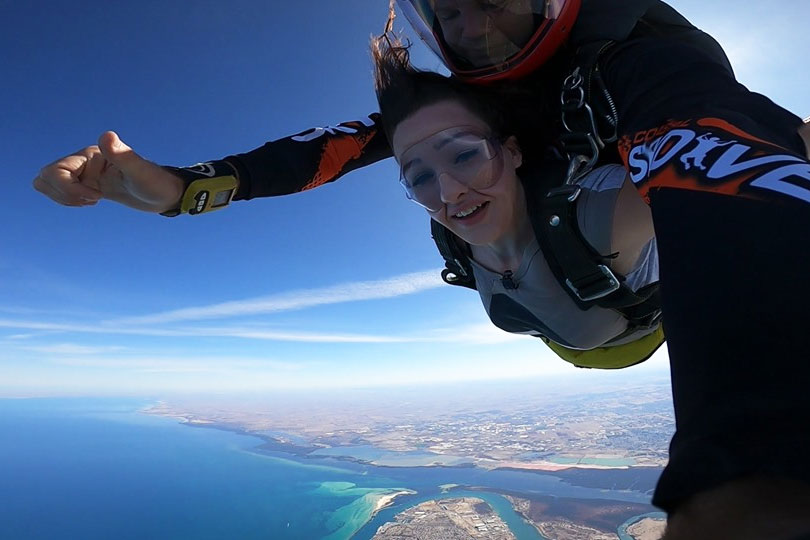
[98,131,150,176]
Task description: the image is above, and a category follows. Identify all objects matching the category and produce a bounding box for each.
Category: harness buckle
[565,265,621,302]
[546,184,582,202]
[453,258,469,278]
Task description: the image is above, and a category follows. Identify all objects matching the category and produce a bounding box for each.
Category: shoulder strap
[430,219,477,290]
[527,165,661,326]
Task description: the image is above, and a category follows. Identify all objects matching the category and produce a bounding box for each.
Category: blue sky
[2,1,807,397]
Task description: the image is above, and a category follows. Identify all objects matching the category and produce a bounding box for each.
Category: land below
[143,380,673,538]
[144,379,672,474]
[369,495,666,540]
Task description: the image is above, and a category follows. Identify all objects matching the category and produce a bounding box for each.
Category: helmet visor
[398,127,504,212]
[399,0,566,75]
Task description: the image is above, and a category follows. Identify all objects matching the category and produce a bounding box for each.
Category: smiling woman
[372,37,663,366]
[395,110,529,250]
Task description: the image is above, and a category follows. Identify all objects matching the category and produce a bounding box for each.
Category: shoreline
[143,408,661,475]
[494,490,664,540]
[493,461,630,472]
[143,407,662,540]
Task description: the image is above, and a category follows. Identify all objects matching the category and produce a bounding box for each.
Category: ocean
[0,399,659,540]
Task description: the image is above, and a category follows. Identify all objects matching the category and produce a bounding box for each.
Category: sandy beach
[626,517,667,540]
[494,460,630,472]
[372,490,417,515]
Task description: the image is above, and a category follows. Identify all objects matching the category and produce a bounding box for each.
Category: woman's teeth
[455,204,483,218]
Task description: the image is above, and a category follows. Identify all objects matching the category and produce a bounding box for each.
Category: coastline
[315,484,417,540]
[482,461,662,472]
[618,512,668,540]
[493,460,630,472]
[142,406,662,539]
[497,491,664,540]
[142,406,662,475]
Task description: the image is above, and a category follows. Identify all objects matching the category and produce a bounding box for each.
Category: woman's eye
[479,0,507,13]
[410,172,435,188]
[436,9,459,21]
[455,149,480,164]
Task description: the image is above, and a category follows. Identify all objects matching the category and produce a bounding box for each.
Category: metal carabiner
[561,68,585,108]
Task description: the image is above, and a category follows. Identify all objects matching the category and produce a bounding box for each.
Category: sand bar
[372,489,417,515]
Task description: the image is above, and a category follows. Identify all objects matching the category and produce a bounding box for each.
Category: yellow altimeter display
[160,162,239,217]
[180,175,238,215]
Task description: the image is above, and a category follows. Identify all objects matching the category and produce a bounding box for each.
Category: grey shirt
[470,165,659,350]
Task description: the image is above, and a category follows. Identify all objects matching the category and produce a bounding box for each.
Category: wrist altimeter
[160,161,239,217]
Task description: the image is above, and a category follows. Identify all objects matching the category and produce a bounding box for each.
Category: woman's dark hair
[371,35,555,166]
[373,37,509,142]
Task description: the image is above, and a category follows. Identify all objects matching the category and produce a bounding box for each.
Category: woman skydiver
[372,36,663,367]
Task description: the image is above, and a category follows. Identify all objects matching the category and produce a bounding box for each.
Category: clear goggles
[397,0,566,76]
[398,127,504,212]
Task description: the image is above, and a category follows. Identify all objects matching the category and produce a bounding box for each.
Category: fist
[33,132,184,212]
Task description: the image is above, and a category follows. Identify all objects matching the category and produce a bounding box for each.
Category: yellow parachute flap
[542,325,666,369]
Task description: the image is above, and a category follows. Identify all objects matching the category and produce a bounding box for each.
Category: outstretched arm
[34,114,392,215]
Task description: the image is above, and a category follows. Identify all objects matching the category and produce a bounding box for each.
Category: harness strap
[536,182,661,324]
[554,39,662,326]
[431,219,476,290]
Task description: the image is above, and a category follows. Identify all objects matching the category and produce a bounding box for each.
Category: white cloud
[421,323,528,344]
[0,272,546,349]
[18,343,126,355]
[46,354,309,374]
[193,326,413,343]
[0,316,530,346]
[111,269,446,325]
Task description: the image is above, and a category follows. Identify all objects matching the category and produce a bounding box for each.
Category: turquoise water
[547,456,637,467]
[0,399,658,539]
[618,511,667,540]
[311,444,472,466]
[0,399,364,539]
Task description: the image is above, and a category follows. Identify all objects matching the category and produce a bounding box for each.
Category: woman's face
[391,100,525,247]
[433,0,536,68]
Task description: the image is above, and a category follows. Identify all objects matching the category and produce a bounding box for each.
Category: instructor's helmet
[397,0,580,83]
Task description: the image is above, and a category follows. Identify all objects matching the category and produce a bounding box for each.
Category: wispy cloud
[0,317,521,345]
[0,318,421,343]
[111,269,446,325]
[420,323,527,344]
[0,269,521,347]
[47,354,309,373]
[17,343,126,355]
[192,327,413,343]
[0,319,182,336]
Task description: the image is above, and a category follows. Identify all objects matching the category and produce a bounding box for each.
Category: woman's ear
[504,136,523,168]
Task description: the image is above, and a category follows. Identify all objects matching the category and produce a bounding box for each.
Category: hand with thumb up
[33,131,185,213]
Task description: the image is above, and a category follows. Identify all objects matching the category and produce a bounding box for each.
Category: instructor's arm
[33,131,184,213]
